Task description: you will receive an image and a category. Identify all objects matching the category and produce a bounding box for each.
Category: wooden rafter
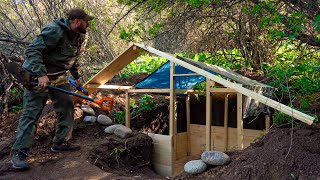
[83,44,143,93]
[133,43,314,125]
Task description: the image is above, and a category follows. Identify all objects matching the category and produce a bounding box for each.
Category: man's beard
[77,26,87,34]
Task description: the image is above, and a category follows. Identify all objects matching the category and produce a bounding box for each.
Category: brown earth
[1,73,320,180]
[0,103,163,180]
[175,126,320,180]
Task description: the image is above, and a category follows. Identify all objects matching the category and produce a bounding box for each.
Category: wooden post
[170,62,177,163]
[237,93,243,150]
[265,114,270,133]
[211,81,215,150]
[206,78,212,151]
[224,94,229,152]
[125,90,130,128]
[186,94,191,156]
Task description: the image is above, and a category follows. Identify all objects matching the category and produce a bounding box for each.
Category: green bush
[115,111,125,125]
[120,54,167,77]
[138,94,155,112]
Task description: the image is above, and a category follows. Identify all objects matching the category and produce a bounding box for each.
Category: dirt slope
[175,126,320,180]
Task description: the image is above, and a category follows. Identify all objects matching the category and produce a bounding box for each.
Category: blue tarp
[136,61,205,89]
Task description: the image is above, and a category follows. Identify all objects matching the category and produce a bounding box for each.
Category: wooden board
[224,94,229,151]
[265,114,270,132]
[146,133,172,177]
[175,132,188,160]
[170,62,176,162]
[189,124,206,156]
[133,43,314,125]
[86,84,133,90]
[83,44,143,91]
[186,95,191,156]
[176,56,271,88]
[125,90,130,128]
[189,124,264,155]
[206,78,212,150]
[237,93,243,149]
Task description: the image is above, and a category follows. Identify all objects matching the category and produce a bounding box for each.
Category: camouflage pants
[12,84,74,150]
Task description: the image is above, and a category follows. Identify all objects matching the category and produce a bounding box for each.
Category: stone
[201,151,231,166]
[81,105,95,116]
[97,114,113,126]
[184,160,207,174]
[114,125,132,138]
[83,116,96,123]
[104,124,121,134]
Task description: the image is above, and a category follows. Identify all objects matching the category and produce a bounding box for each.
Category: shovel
[31,82,114,111]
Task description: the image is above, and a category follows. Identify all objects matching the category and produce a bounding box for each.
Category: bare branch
[0,38,29,45]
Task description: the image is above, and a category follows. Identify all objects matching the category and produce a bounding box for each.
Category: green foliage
[193,81,206,91]
[148,23,163,37]
[128,95,155,117]
[9,87,23,99]
[120,54,167,77]
[266,47,320,97]
[244,1,318,41]
[115,111,125,125]
[185,0,211,8]
[129,98,137,116]
[119,27,134,41]
[179,48,248,70]
[9,104,23,113]
[274,111,318,125]
[138,94,155,112]
[312,14,320,31]
[273,111,292,125]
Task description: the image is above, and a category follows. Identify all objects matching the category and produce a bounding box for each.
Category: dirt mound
[0,102,162,179]
[175,127,320,180]
[89,132,155,177]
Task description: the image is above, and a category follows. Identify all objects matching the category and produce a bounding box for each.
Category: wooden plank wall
[175,132,188,160]
[146,133,173,177]
[189,124,264,156]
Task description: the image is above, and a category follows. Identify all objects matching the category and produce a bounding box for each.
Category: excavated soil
[175,126,320,180]
[0,103,162,180]
[89,132,153,176]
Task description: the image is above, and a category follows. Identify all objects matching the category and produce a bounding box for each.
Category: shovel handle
[93,97,114,111]
[31,82,114,111]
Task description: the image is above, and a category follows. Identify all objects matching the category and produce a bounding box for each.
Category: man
[11,8,94,170]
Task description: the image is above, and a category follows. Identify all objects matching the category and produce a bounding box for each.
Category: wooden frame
[206,78,212,151]
[237,93,243,149]
[134,43,314,125]
[83,45,143,91]
[82,43,314,124]
[224,94,229,151]
[80,43,315,177]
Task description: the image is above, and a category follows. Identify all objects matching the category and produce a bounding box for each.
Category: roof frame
[83,43,314,125]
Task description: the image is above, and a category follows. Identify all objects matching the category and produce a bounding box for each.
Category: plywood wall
[189,124,264,156]
[146,133,172,177]
[175,132,188,160]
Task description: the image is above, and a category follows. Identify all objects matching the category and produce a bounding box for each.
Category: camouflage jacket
[23,18,83,80]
